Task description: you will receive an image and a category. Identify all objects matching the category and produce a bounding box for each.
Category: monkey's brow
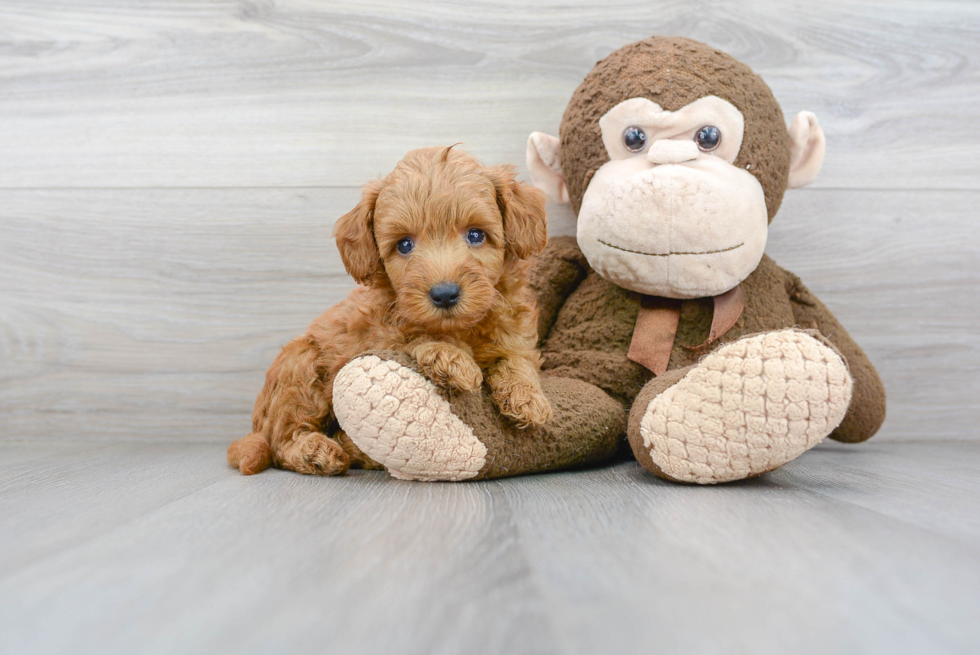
[597,239,744,257]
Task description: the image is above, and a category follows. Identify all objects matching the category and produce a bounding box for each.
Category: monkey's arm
[784,271,886,443]
[527,236,591,344]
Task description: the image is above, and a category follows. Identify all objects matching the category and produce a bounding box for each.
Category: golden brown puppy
[228,146,552,476]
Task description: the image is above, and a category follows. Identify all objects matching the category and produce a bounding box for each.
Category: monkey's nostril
[429,282,461,309]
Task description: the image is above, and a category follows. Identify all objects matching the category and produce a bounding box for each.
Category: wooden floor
[2,1,979,653]
[1,440,978,654]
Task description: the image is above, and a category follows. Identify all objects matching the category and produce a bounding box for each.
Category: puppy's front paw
[413,342,483,392]
[295,432,350,476]
[493,383,553,429]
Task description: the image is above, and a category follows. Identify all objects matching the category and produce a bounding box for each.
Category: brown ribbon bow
[627,285,745,376]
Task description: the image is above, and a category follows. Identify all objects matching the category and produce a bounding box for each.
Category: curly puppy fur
[227,146,552,476]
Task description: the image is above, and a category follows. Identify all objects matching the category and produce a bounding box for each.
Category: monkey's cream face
[577,96,768,299]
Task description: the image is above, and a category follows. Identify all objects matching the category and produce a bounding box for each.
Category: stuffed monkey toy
[331,36,886,483]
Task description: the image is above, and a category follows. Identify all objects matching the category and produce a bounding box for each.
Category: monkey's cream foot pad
[638,330,853,484]
[333,355,488,481]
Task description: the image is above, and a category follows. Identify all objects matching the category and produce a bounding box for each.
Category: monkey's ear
[787,112,826,189]
[333,178,384,285]
[526,132,570,204]
[490,165,549,260]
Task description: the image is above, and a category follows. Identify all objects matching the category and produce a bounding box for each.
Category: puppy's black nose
[429,282,461,309]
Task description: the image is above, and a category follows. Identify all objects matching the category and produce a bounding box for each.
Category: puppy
[228,146,552,476]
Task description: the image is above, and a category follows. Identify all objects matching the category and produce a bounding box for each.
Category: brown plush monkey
[331,36,886,483]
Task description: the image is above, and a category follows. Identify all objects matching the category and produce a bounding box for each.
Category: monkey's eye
[623,126,647,152]
[396,237,414,255]
[695,125,721,152]
[466,228,486,246]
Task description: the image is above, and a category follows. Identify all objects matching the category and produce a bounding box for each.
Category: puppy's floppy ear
[334,178,384,285]
[488,165,549,260]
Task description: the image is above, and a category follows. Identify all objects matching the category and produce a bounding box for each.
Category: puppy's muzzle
[429,282,461,309]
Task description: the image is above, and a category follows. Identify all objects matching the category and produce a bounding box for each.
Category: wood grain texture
[0,0,978,189]
[0,440,977,655]
[1,187,976,442]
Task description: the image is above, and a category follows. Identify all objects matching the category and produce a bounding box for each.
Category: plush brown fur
[532,241,886,443]
[543,37,885,454]
[559,36,791,220]
[227,146,551,476]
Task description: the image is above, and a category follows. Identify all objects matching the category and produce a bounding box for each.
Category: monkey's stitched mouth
[597,239,744,257]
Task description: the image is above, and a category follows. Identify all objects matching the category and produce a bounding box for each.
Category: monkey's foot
[628,330,852,484]
[333,351,623,482]
[333,353,488,481]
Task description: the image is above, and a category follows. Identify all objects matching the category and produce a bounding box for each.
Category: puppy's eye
[623,126,647,153]
[695,125,721,152]
[396,237,414,255]
[466,228,486,246]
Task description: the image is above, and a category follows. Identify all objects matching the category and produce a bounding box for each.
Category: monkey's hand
[411,341,483,393]
[487,357,553,429]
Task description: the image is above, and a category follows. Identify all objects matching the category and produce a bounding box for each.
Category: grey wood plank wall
[1,0,977,443]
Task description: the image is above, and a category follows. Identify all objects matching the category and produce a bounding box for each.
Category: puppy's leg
[275,431,350,476]
[411,341,483,392]
[486,355,553,429]
[237,335,350,476]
